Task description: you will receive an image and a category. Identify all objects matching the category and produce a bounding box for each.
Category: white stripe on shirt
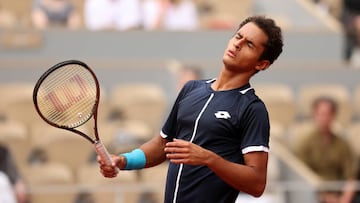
[242,145,269,154]
[172,93,214,203]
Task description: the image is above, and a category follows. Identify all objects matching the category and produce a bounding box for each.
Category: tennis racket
[33,59,116,169]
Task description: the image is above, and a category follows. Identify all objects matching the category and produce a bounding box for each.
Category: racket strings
[36,64,97,128]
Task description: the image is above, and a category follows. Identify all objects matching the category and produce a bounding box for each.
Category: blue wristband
[121,149,146,170]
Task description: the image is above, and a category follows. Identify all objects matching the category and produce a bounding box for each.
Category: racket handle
[94,141,119,172]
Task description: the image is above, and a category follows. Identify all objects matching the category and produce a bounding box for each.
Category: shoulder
[242,89,268,114]
[238,86,264,105]
[297,130,317,149]
[184,78,212,86]
[333,135,353,151]
[181,79,211,93]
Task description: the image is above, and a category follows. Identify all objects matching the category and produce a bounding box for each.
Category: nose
[234,38,245,50]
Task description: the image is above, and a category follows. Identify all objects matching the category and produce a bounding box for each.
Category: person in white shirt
[0,172,17,203]
[84,0,142,31]
[31,0,81,29]
[0,145,29,203]
[142,0,198,31]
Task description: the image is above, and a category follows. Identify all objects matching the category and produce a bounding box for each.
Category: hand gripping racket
[33,60,117,170]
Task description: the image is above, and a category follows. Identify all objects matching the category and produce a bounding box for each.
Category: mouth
[226,49,236,58]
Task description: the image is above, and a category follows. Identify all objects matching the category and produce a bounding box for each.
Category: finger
[164,147,189,154]
[100,162,119,172]
[100,169,118,178]
[166,152,187,159]
[100,164,119,176]
[165,138,187,147]
[173,138,183,142]
[169,158,187,165]
[97,155,104,165]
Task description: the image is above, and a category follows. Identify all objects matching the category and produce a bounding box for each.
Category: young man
[98,15,283,203]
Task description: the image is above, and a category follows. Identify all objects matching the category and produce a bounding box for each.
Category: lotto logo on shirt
[214,111,231,119]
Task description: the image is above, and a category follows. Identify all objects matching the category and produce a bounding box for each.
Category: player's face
[223,22,269,73]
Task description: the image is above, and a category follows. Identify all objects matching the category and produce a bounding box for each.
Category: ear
[255,60,270,71]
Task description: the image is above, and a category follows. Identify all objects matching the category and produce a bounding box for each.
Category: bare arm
[140,135,168,168]
[98,135,168,177]
[208,150,268,197]
[165,139,268,197]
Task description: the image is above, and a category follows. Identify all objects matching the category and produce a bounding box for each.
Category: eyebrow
[236,32,256,48]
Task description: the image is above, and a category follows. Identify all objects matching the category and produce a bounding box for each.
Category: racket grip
[94,141,119,172]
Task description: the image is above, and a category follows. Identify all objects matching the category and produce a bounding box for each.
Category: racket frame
[33,60,100,144]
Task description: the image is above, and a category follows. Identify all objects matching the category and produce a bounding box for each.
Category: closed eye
[247,41,255,48]
[235,33,255,48]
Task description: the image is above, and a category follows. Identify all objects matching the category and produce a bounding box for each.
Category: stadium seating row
[2,81,360,127]
[0,0,252,30]
[254,83,360,127]
[22,161,168,203]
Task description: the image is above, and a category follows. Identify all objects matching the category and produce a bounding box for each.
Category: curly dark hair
[238,15,283,65]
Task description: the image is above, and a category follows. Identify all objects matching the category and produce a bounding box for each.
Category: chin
[222,58,237,69]
[222,56,233,66]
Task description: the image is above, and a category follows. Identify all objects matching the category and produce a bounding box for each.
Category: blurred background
[0,0,360,202]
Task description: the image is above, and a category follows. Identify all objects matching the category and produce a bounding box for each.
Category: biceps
[243,152,269,178]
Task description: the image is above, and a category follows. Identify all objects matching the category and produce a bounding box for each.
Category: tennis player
[98,15,283,203]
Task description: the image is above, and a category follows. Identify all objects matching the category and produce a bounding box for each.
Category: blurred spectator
[176,64,202,91]
[0,171,16,203]
[311,0,342,18]
[141,0,160,30]
[295,96,358,203]
[27,147,48,165]
[312,0,331,15]
[74,191,96,203]
[137,190,157,203]
[84,0,141,31]
[0,5,17,28]
[0,144,29,203]
[142,0,198,31]
[341,0,360,65]
[31,0,81,30]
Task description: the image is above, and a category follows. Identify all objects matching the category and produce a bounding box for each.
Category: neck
[211,67,252,91]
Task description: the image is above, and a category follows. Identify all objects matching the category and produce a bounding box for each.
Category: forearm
[140,135,168,168]
[206,151,268,197]
[164,139,268,196]
[101,137,167,176]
